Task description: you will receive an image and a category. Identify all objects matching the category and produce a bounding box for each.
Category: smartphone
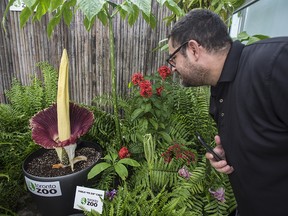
[196,133,223,161]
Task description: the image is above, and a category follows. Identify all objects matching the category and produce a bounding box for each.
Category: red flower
[161,144,195,165]
[158,66,171,80]
[118,147,131,159]
[139,80,153,98]
[131,73,144,86]
[156,86,164,96]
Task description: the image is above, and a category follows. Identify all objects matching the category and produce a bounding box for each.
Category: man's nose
[172,66,177,72]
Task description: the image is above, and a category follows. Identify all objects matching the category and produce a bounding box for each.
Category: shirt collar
[217,40,245,83]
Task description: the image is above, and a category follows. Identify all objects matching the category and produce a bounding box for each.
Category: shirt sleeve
[270,43,288,126]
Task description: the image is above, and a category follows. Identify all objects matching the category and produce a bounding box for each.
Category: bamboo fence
[0,0,172,105]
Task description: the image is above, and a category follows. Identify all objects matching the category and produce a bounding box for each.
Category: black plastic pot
[23,141,102,216]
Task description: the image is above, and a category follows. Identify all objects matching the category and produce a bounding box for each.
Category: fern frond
[36,61,58,107]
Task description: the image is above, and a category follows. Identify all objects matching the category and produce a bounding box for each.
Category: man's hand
[205,135,234,174]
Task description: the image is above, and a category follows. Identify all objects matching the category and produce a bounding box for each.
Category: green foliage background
[0,62,58,214]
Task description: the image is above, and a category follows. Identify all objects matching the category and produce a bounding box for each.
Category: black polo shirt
[210,37,288,216]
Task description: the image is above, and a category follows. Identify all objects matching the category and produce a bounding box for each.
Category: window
[230,0,288,38]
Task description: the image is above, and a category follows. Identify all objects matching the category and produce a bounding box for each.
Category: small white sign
[74,186,105,214]
[10,0,26,11]
[25,176,62,197]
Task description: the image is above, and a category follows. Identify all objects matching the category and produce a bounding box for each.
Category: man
[167,8,288,216]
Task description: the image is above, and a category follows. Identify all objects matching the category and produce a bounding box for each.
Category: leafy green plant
[88,148,140,181]
[126,65,176,143]
[234,31,270,45]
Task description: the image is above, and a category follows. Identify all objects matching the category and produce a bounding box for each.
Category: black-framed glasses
[166,41,189,67]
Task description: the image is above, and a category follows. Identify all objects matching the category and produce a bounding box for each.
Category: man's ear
[187,40,201,60]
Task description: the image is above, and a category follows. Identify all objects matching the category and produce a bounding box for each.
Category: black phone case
[196,133,222,161]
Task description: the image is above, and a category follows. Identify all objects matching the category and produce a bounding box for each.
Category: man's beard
[180,62,209,87]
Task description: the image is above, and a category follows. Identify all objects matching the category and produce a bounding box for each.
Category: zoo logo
[81,197,87,205]
[28,182,36,191]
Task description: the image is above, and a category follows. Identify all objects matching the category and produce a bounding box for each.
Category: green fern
[83,106,116,148]
[36,61,58,107]
[5,62,58,118]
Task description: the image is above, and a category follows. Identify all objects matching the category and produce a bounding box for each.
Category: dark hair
[169,9,232,52]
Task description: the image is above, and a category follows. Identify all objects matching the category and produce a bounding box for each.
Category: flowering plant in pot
[23,49,102,216]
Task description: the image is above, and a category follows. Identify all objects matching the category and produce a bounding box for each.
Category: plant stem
[108,13,122,146]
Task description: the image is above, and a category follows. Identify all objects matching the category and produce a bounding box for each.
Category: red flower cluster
[131,73,144,86]
[161,144,195,165]
[131,66,172,98]
[139,80,153,98]
[158,66,171,80]
[118,147,131,159]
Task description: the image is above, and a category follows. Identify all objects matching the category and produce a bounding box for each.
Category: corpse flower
[29,49,94,171]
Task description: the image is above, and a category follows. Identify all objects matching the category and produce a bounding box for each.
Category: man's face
[168,39,209,87]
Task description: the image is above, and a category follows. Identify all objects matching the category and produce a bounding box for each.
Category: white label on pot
[25,177,62,197]
[74,186,104,214]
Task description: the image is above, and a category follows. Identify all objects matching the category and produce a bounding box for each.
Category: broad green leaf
[128,81,133,88]
[160,43,168,51]
[50,0,63,11]
[23,0,37,8]
[97,10,108,26]
[118,158,140,167]
[63,7,73,26]
[136,132,144,142]
[158,131,172,143]
[131,108,144,121]
[65,0,77,8]
[103,152,118,162]
[144,103,152,113]
[88,162,111,179]
[107,0,118,8]
[246,36,261,45]
[115,163,128,180]
[142,13,157,29]
[77,0,106,22]
[236,31,249,41]
[149,118,158,130]
[128,4,139,26]
[165,0,184,17]
[252,34,270,40]
[19,7,33,28]
[159,123,165,129]
[111,152,119,161]
[47,13,61,37]
[83,15,96,31]
[130,0,151,17]
[35,0,50,21]
[118,4,133,19]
